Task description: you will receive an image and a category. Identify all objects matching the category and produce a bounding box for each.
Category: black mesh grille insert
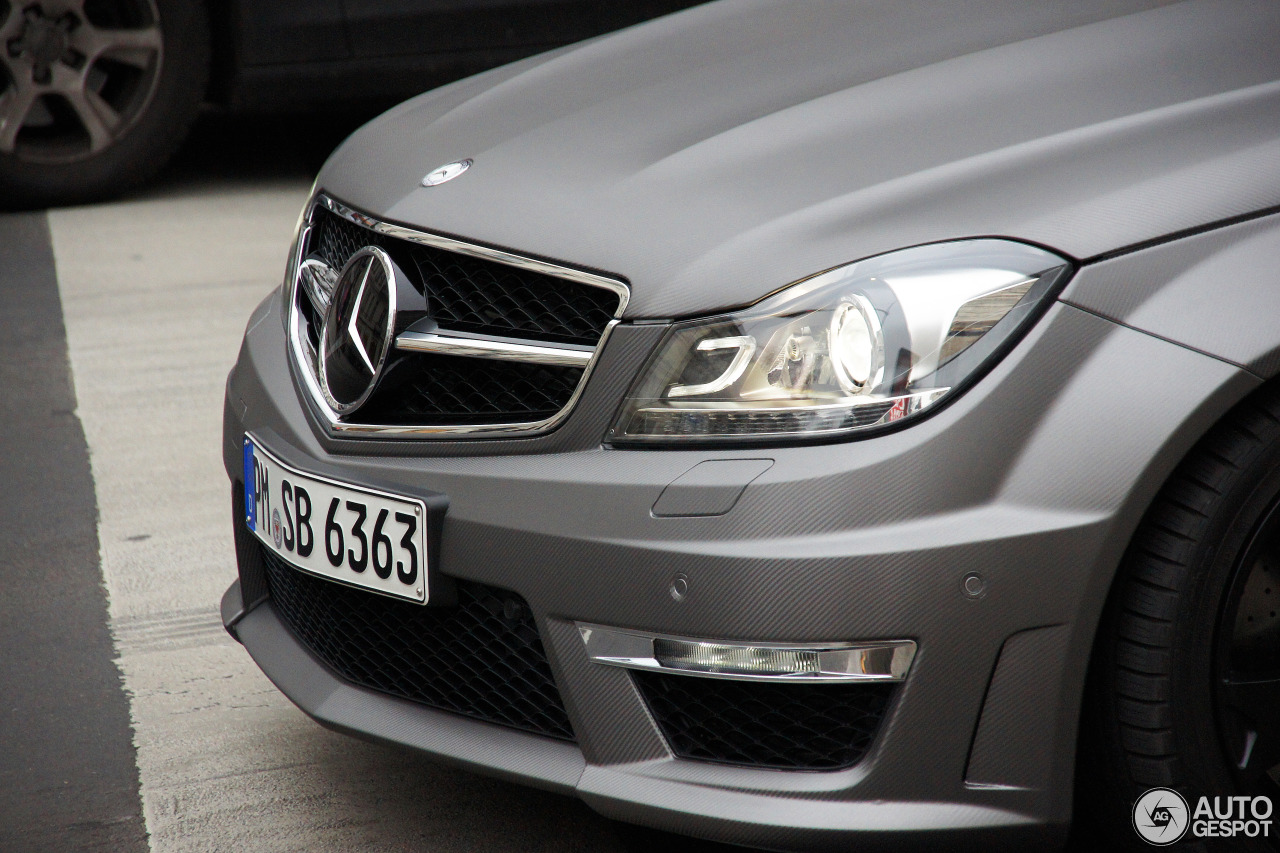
[311,206,387,272]
[262,547,575,742]
[309,205,618,346]
[633,672,893,770]
[357,352,583,426]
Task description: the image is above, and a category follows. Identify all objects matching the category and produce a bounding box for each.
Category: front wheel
[0,0,208,208]
[1082,387,1280,850]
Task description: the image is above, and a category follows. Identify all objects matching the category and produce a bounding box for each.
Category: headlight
[609,239,1071,445]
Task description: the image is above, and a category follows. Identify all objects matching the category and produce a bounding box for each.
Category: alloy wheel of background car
[1082,384,1280,851]
[0,0,206,208]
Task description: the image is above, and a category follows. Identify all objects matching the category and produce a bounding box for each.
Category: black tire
[1080,386,1280,850]
[0,0,208,209]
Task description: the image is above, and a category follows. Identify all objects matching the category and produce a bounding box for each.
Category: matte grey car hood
[320,0,1280,320]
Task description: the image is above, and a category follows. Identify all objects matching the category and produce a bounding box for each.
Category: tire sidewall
[1085,399,1280,852]
[1172,446,1280,803]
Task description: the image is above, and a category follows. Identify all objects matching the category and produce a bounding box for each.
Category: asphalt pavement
[0,114,749,853]
[0,212,148,853]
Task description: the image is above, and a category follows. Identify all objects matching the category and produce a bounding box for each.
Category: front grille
[262,547,575,742]
[309,206,618,347]
[633,672,893,770]
[294,202,625,436]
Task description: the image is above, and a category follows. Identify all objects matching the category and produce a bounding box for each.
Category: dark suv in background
[0,0,703,207]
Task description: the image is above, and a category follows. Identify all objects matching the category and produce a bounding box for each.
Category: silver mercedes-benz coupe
[221,1,1280,848]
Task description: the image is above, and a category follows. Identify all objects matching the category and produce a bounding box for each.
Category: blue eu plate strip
[243,439,256,531]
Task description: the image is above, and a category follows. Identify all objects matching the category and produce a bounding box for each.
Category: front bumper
[222,290,1252,850]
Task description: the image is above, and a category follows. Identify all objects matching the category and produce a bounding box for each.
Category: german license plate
[244,435,428,603]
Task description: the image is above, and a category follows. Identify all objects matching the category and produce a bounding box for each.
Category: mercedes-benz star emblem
[318,247,398,414]
[421,158,472,187]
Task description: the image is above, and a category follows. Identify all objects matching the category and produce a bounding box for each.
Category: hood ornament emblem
[421,158,473,187]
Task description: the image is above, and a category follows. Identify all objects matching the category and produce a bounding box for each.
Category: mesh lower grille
[633,672,893,770]
[262,547,575,741]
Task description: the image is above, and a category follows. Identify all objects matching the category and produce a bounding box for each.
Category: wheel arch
[1064,205,1280,714]
[1059,209,1280,832]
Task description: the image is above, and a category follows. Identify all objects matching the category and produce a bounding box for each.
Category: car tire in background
[1081,385,1280,850]
[0,0,208,209]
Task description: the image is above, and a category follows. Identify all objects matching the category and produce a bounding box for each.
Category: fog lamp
[653,639,822,676]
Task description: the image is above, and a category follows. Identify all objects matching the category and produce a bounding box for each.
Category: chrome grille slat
[395,329,595,367]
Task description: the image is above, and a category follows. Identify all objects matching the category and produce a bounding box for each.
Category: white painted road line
[49,180,632,852]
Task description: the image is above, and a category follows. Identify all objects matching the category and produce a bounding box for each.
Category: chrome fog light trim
[576,623,916,682]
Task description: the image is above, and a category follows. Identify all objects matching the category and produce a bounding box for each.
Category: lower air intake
[633,671,893,770]
[262,547,575,742]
